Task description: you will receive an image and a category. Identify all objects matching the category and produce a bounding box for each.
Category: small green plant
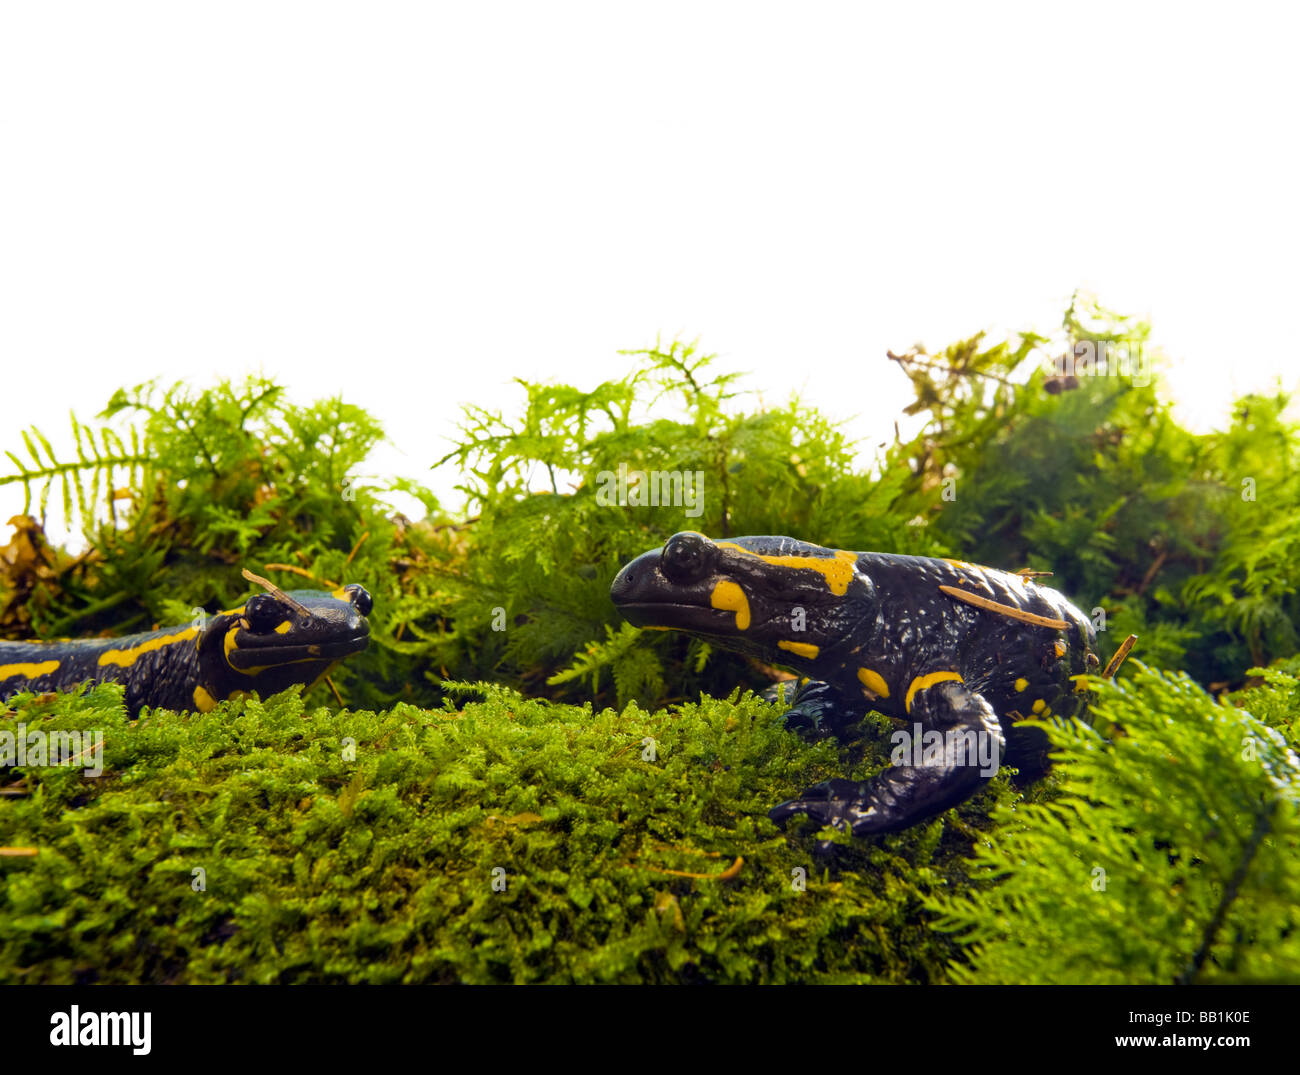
[924,663,1300,984]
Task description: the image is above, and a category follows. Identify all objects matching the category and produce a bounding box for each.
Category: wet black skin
[611,532,1097,838]
[0,586,372,716]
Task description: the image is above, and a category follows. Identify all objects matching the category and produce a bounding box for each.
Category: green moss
[7,667,1299,983]
[1,682,1004,984]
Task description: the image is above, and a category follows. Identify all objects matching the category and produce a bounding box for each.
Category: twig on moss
[636,855,744,881]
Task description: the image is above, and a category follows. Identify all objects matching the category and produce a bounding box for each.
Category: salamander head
[195,584,372,707]
[610,532,874,669]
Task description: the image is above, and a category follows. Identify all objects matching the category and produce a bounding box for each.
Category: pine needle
[939,584,1069,630]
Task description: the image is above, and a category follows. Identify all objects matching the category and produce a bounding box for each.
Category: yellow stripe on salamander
[224,626,241,665]
[905,670,963,714]
[710,581,751,630]
[0,660,61,681]
[715,544,859,597]
[777,640,820,660]
[97,627,200,669]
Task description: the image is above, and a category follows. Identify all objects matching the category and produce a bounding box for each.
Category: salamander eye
[660,532,716,584]
[245,593,289,634]
[343,584,373,617]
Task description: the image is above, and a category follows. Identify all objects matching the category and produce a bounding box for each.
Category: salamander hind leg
[769,679,1005,838]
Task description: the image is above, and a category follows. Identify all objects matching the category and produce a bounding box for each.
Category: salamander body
[0,585,372,716]
[611,532,1098,836]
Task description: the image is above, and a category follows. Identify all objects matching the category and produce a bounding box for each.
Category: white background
[3,2,1298,537]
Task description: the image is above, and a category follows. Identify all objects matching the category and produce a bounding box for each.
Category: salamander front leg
[769,680,1005,837]
[764,679,864,741]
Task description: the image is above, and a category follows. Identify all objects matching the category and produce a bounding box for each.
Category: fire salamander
[0,584,372,716]
[611,532,1110,838]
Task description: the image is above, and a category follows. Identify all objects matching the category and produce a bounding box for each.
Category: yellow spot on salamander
[274,620,293,635]
[857,668,890,698]
[1054,640,1066,658]
[97,626,200,668]
[0,660,60,681]
[192,686,217,713]
[331,588,350,601]
[715,544,859,596]
[778,640,819,660]
[905,670,963,714]
[1014,677,1029,692]
[1070,674,1091,693]
[1032,698,1046,714]
[710,581,751,630]
[224,626,241,666]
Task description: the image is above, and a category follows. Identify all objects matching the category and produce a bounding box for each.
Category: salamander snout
[610,532,719,606]
[609,556,646,604]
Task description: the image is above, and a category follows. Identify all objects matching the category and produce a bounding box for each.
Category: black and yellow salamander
[611,532,1114,838]
[0,584,372,716]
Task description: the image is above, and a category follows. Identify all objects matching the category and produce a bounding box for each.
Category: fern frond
[0,415,149,530]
